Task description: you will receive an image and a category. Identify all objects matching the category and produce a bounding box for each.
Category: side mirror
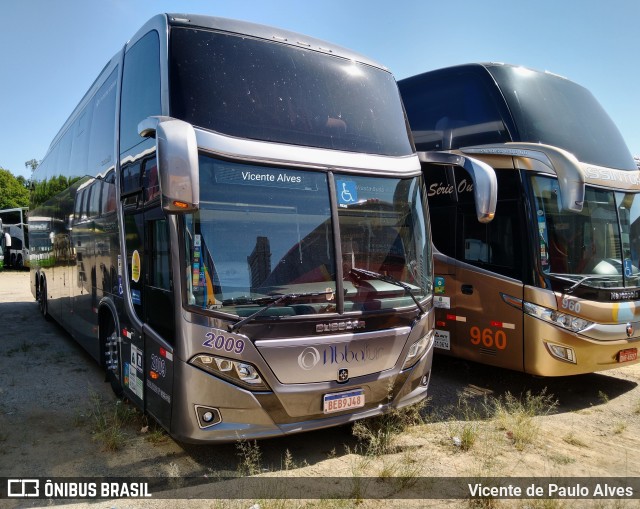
[138,116,200,214]
[418,151,497,223]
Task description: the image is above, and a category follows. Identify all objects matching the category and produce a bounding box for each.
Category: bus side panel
[452,264,524,371]
[432,254,457,355]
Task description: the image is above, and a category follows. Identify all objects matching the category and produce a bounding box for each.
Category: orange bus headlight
[190,354,270,391]
[523,302,593,333]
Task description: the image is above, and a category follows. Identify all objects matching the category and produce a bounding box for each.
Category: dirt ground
[1,269,640,509]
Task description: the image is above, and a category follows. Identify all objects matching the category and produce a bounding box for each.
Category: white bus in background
[0,207,29,269]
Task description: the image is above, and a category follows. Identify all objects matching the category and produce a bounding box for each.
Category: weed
[6,341,32,356]
[613,421,627,435]
[450,421,479,452]
[492,389,557,451]
[563,432,588,448]
[236,439,263,476]
[518,500,567,509]
[87,390,139,451]
[549,453,575,466]
[145,425,169,444]
[351,399,426,456]
[598,391,610,404]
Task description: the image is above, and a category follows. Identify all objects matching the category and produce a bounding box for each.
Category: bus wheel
[16,255,23,269]
[102,318,124,398]
[39,277,50,320]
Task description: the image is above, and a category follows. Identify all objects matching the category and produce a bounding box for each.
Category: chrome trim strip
[194,128,421,177]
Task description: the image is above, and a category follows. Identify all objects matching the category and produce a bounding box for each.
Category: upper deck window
[169,27,413,157]
[488,66,636,171]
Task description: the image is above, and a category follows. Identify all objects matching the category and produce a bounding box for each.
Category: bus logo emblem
[337,369,349,383]
[626,323,633,338]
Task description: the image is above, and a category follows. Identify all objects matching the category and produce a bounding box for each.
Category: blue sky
[1,0,639,179]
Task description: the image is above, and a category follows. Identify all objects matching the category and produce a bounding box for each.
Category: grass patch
[236,439,263,476]
[351,399,426,456]
[563,432,589,448]
[87,391,139,451]
[491,389,557,451]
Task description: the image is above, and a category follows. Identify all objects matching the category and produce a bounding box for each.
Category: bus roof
[165,13,386,70]
[43,13,388,162]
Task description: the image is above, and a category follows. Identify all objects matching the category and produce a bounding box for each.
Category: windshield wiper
[546,273,618,294]
[350,267,426,317]
[227,290,334,333]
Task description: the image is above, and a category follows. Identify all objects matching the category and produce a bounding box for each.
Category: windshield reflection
[184,156,431,317]
[532,175,640,289]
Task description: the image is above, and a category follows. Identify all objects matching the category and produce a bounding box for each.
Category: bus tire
[101,315,124,398]
[16,255,23,269]
[39,276,50,320]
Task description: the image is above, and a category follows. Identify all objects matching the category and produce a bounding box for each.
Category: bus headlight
[523,302,593,333]
[402,329,434,370]
[190,354,270,391]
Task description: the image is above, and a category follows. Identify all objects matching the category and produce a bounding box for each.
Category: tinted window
[150,220,171,291]
[120,31,161,154]
[400,69,510,151]
[169,28,413,157]
[488,65,636,171]
[427,166,524,280]
[88,69,117,174]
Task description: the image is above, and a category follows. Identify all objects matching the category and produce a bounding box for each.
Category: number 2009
[203,332,245,354]
[470,327,507,350]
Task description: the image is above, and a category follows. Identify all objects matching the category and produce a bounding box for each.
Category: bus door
[427,165,525,369]
[451,169,525,371]
[122,157,175,426]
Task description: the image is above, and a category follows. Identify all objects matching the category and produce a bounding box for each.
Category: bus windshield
[184,156,431,317]
[169,27,413,157]
[532,175,640,289]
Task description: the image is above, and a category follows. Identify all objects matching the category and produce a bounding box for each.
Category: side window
[120,31,161,155]
[88,180,102,217]
[101,170,117,214]
[400,70,510,151]
[150,220,171,291]
[457,170,523,280]
[88,69,117,175]
[425,165,458,258]
[74,189,87,222]
[143,158,159,203]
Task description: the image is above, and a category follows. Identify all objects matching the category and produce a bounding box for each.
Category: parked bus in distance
[399,63,640,376]
[0,207,29,269]
[29,14,435,442]
[0,218,5,270]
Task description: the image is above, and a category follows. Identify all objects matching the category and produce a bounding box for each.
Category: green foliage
[0,167,29,209]
[30,175,82,210]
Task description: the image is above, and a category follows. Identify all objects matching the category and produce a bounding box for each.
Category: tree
[25,159,40,171]
[0,168,30,209]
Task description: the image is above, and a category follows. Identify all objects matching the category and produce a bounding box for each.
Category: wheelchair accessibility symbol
[337,180,358,207]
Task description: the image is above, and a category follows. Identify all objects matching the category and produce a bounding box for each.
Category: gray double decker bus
[29,14,435,442]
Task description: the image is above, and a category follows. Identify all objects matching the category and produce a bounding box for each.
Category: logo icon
[626,322,634,338]
[337,368,349,383]
[7,479,40,497]
[298,347,321,370]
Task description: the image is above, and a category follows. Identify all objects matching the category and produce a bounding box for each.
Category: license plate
[618,348,638,363]
[323,389,365,414]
